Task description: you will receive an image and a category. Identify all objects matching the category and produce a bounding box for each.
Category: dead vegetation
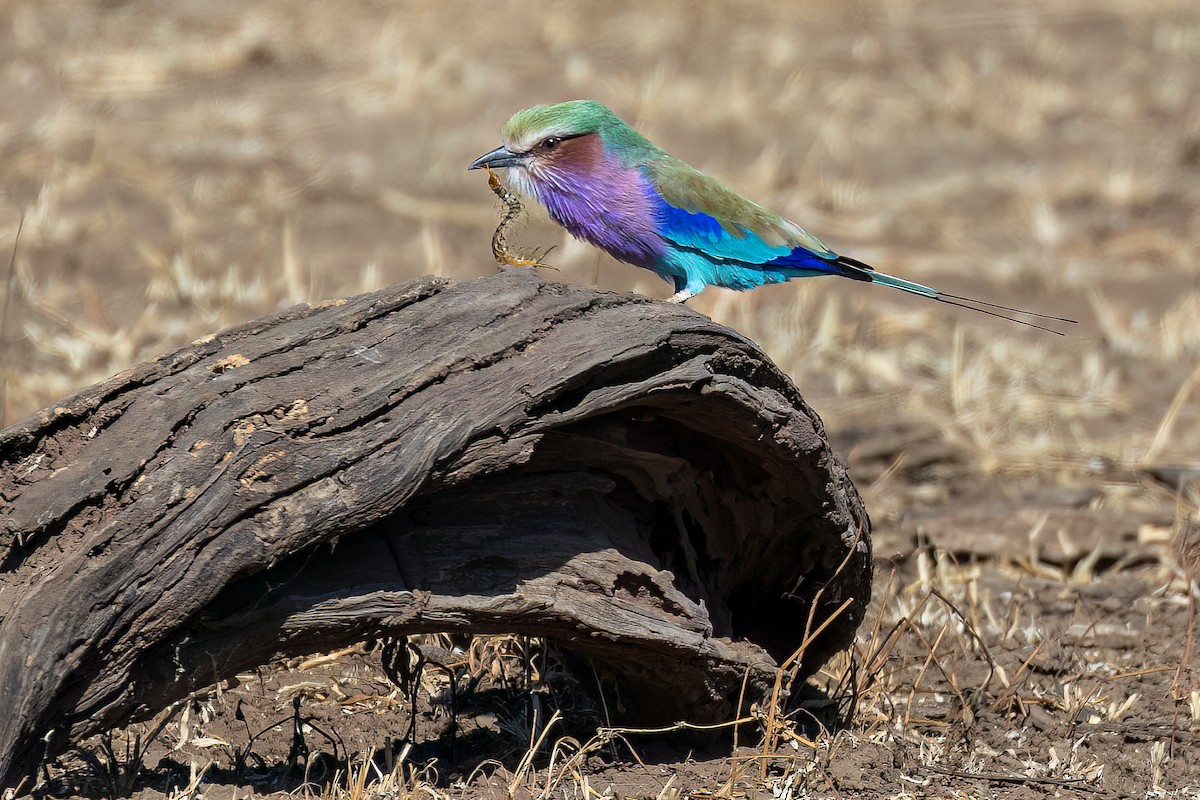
[2,0,1199,797]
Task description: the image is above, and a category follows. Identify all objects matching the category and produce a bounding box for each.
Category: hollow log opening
[0,271,870,789]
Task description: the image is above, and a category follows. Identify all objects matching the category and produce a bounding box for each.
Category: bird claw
[667,289,695,304]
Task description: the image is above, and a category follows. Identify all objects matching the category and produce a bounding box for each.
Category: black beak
[468,144,526,171]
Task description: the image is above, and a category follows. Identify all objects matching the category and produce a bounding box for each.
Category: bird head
[468,101,659,198]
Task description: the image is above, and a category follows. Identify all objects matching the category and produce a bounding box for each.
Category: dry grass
[55,538,1198,798]
[4,0,1200,796]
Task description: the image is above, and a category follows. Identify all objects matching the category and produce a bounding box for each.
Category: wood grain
[0,271,870,788]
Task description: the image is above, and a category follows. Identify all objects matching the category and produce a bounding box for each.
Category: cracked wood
[0,270,870,789]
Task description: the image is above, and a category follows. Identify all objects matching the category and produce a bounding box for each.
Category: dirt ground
[2,0,1199,797]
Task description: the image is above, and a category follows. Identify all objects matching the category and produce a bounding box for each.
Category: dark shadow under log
[0,271,870,789]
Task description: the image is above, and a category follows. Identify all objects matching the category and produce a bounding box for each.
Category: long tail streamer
[834,255,1077,335]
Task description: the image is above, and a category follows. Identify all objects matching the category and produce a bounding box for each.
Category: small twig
[599,716,758,736]
[988,640,1043,715]
[928,584,999,697]
[904,623,949,727]
[732,664,751,755]
[507,709,562,792]
[761,519,866,778]
[1072,720,1195,741]
[922,763,1103,794]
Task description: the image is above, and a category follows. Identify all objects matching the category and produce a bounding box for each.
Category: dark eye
[541,137,562,151]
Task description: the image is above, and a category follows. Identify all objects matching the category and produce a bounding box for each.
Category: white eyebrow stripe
[507,128,590,153]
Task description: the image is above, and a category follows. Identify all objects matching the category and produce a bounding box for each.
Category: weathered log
[0,271,870,788]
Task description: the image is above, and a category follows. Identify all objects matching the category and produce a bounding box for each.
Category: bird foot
[667,289,695,304]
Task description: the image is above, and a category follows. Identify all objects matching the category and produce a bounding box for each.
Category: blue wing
[643,157,841,274]
[654,200,839,273]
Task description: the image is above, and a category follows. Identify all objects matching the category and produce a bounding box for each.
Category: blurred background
[0,0,1197,504]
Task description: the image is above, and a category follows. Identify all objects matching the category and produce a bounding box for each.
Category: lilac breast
[533,159,666,270]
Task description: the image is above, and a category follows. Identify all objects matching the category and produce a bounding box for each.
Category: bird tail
[832,255,1077,335]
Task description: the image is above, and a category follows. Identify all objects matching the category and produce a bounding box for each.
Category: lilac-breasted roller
[469,100,1073,332]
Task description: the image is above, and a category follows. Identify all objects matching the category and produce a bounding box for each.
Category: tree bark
[0,271,870,788]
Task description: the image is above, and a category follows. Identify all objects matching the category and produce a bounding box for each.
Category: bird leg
[484,167,553,270]
[666,289,695,304]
